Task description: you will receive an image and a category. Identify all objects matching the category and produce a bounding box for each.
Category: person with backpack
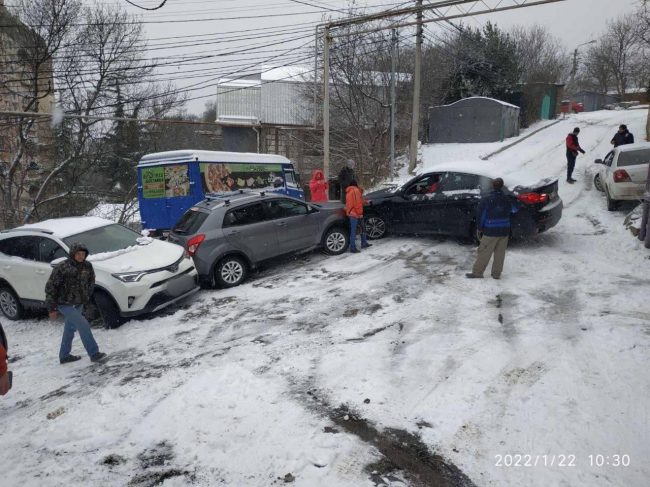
[45,243,107,365]
[565,127,586,184]
[610,124,634,147]
[345,180,371,253]
[466,178,518,280]
[309,169,329,203]
[0,321,10,395]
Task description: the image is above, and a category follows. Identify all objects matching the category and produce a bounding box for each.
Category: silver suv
[168,192,350,287]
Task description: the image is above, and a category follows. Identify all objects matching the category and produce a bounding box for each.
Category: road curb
[481,119,564,160]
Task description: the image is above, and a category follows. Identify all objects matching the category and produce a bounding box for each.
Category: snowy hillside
[1,109,649,487]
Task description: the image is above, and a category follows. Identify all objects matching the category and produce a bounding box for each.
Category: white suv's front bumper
[106,257,200,317]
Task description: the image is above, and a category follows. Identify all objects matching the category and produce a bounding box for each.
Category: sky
[10,0,645,114]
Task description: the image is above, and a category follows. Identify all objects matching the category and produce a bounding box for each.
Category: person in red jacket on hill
[565,127,586,184]
[309,169,328,202]
[345,181,371,253]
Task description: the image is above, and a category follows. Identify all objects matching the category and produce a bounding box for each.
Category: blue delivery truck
[137,150,304,232]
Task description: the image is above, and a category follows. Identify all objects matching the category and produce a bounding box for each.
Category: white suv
[0,217,200,327]
[594,143,650,211]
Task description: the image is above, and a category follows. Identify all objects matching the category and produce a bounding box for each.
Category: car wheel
[594,174,604,192]
[214,256,248,288]
[322,226,348,255]
[0,286,23,320]
[605,187,618,211]
[93,291,122,329]
[365,214,387,239]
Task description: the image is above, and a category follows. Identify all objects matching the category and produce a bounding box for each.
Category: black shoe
[60,354,81,364]
[566,178,576,184]
[492,275,501,280]
[350,248,360,254]
[90,352,107,363]
[361,243,372,248]
[465,273,483,279]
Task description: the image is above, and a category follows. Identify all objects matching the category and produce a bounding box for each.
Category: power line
[124,0,168,10]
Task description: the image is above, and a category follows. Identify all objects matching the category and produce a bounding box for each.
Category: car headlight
[112,271,148,282]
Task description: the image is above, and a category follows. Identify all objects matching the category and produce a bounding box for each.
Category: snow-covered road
[1,109,649,487]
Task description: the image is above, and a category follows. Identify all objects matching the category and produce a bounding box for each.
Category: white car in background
[594,143,650,211]
[0,217,199,327]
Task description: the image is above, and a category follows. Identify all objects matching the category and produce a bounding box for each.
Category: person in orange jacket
[0,321,10,396]
[345,181,371,253]
[309,169,328,202]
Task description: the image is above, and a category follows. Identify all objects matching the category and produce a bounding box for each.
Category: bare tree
[510,25,569,84]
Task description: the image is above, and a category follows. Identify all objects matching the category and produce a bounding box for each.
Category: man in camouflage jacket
[45,243,106,364]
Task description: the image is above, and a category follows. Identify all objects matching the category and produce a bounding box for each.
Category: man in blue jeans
[45,243,107,364]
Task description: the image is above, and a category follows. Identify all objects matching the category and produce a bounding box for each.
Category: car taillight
[613,169,631,183]
[517,192,549,205]
[186,234,205,256]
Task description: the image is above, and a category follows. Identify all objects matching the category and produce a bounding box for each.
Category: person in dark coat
[45,243,106,364]
[338,159,356,203]
[565,127,586,184]
[0,321,10,395]
[466,178,518,279]
[611,124,634,147]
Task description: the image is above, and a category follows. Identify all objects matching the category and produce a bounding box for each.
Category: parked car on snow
[0,217,199,327]
[593,142,650,211]
[639,163,650,249]
[362,162,563,241]
[167,191,349,288]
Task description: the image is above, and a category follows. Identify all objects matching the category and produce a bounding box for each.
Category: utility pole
[313,25,319,128]
[408,0,422,174]
[390,28,398,175]
[323,26,331,180]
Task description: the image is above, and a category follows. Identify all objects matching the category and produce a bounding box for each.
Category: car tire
[0,286,23,320]
[214,256,248,288]
[322,226,349,255]
[593,174,604,192]
[470,223,482,245]
[365,214,387,240]
[93,291,122,329]
[605,187,618,211]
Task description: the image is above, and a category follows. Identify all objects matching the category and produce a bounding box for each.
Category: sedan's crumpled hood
[87,239,185,272]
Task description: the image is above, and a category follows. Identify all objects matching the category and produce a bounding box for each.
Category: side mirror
[308,205,319,213]
[594,159,603,164]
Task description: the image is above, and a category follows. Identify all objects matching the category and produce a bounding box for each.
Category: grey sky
[106,0,643,113]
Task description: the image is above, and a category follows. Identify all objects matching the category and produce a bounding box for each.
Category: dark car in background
[168,191,349,287]
[363,162,563,241]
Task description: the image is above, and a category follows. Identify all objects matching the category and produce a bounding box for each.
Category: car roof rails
[1,227,54,235]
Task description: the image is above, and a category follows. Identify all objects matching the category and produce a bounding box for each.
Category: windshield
[63,224,141,254]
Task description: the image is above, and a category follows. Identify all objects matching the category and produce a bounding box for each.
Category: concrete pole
[408,0,423,174]
[390,28,398,175]
[313,25,319,128]
[323,26,331,180]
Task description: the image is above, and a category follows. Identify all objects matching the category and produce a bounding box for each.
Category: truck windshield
[63,224,141,254]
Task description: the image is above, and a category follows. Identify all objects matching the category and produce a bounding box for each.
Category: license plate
[166,274,195,296]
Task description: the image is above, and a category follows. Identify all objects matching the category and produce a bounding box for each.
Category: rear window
[173,208,209,234]
[618,149,650,167]
[223,203,266,227]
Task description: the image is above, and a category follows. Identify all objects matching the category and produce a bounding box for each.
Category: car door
[0,236,46,301]
[434,172,485,236]
[33,237,69,301]
[600,151,615,185]
[393,173,445,234]
[222,202,279,262]
[264,198,320,253]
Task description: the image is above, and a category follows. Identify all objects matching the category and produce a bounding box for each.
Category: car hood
[364,187,399,202]
[87,239,185,272]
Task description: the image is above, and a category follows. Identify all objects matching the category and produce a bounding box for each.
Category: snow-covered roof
[138,150,291,167]
[615,142,650,153]
[261,65,313,83]
[442,96,519,109]
[14,216,111,238]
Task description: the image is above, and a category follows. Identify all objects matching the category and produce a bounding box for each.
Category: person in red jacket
[345,181,371,253]
[565,127,585,184]
[0,321,10,396]
[309,169,328,202]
